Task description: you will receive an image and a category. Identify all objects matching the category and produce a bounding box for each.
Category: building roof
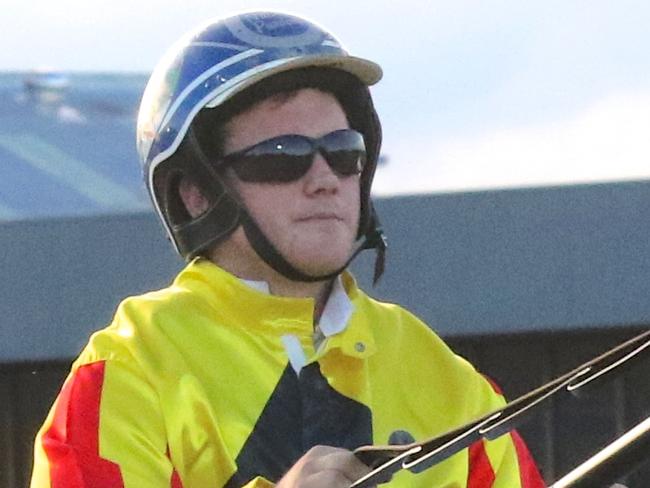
[0,72,150,221]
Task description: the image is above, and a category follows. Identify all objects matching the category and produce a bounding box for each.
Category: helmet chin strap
[239,209,386,285]
[183,126,386,283]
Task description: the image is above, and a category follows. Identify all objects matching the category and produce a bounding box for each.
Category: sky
[3,0,650,196]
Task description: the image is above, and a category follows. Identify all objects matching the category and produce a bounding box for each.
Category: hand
[276,445,374,488]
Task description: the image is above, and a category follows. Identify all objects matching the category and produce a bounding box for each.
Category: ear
[178,177,210,218]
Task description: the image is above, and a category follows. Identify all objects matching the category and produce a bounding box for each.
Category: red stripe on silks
[166,446,184,488]
[511,431,547,488]
[170,466,184,488]
[467,439,496,488]
[42,361,124,488]
[481,374,504,396]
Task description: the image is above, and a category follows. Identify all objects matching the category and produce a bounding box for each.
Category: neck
[269,276,334,322]
[208,229,334,320]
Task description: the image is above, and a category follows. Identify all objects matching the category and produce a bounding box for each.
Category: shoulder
[75,274,199,367]
[350,284,448,353]
[351,284,505,411]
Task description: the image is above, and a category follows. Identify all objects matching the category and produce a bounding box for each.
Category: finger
[309,448,373,481]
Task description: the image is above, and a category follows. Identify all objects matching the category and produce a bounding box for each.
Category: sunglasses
[219,129,366,183]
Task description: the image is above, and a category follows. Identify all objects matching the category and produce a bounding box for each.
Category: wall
[2,182,650,485]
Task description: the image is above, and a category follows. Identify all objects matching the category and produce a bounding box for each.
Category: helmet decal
[138,12,380,178]
[225,12,331,49]
[136,41,185,165]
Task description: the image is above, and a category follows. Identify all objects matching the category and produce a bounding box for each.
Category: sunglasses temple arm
[349,329,650,486]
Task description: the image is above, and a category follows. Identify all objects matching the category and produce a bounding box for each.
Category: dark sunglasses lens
[324,149,365,176]
[229,130,366,183]
[321,130,366,176]
[231,136,312,182]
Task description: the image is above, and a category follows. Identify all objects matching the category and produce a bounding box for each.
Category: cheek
[232,176,361,240]
[343,180,362,224]
[236,184,296,227]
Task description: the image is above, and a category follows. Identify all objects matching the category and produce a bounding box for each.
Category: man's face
[223,88,361,277]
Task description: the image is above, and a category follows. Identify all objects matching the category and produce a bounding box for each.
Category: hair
[191,66,372,161]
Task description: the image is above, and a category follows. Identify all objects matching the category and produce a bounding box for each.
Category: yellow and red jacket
[32,259,545,487]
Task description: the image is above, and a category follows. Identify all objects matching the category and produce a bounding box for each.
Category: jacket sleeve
[466,376,547,488]
[242,477,275,488]
[475,430,547,488]
[31,359,183,488]
[466,430,546,487]
[508,430,547,488]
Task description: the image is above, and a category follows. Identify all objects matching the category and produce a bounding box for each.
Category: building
[1,72,648,487]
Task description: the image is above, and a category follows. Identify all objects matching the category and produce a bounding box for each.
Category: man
[31,11,545,488]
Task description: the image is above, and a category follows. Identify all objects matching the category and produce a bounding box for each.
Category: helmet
[137,11,386,283]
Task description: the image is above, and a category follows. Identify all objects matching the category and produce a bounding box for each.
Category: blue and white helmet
[136,11,386,282]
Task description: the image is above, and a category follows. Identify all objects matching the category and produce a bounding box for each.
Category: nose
[303,153,339,195]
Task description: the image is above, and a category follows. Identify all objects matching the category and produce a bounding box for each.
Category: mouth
[296,213,343,222]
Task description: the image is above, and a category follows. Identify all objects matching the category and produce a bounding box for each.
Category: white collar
[241,276,354,337]
[319,276,354,337]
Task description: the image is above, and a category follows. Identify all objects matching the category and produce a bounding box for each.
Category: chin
[290,249,352,276]
[278,232,356,275]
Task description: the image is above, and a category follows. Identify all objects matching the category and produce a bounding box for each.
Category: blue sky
[4,0,650,195]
